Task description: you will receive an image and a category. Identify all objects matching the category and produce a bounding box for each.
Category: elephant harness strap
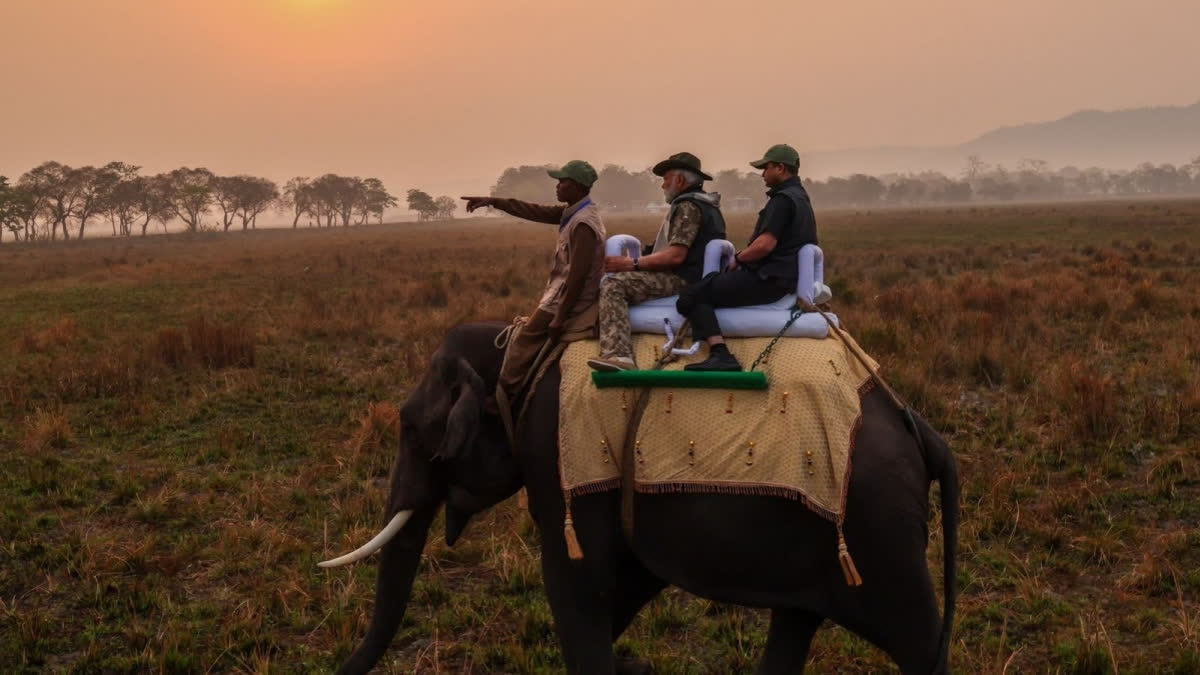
[515,330,686,563]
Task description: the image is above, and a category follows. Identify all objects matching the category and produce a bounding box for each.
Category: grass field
[2,200,1198,673]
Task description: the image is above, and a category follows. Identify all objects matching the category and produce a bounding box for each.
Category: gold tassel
[837,526,862,586]
[563,501,584,560]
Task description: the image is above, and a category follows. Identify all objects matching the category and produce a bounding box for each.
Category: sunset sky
[2,0,1198,211]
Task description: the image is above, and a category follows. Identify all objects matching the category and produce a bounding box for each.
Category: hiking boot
[684,350,742,372]
[587,356,636,372]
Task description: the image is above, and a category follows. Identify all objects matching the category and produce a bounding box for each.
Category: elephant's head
[319,323,521,674]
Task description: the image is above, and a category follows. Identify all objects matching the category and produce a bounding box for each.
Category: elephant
[320,321,959,674]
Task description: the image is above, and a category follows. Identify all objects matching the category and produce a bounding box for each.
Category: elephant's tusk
[318,510,414,568]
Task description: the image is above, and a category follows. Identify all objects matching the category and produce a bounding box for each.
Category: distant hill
[799,100,1200,178]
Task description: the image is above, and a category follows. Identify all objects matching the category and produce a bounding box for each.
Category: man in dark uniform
[676,143,818,371]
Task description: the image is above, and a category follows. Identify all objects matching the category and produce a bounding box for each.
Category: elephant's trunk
[334,505,438,675]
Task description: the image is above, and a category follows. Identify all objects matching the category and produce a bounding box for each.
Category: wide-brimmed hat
[652,152,713,182]
[547,159,599,188]
[749,144,800,170]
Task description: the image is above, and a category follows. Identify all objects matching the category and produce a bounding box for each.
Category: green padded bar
[591,370,768,390]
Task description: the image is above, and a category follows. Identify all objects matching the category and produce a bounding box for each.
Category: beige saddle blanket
[558,331,879,522]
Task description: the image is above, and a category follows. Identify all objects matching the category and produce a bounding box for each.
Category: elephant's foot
[615,656,652,675]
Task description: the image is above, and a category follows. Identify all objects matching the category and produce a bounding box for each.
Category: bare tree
[334,176,365,227]
[406,189,437,221]
[69,165,122,240]
[280,177,314,229]
[4,177,39,242]
[25,162,77,241]
[136,174,176,236]
[963,155,988,183]
[166,167,216,232]
[434,196,456,220]
[15,164,56,241]
[234,176,279,230]
[309,174,342,228]
[211,175,241,232]
[102,163,144,237]
[0,176,26,243]
[358,177,396,225]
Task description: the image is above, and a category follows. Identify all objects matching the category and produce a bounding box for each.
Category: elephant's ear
[434,357,486,461]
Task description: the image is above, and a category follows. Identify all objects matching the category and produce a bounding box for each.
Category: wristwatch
[633,258,640,271]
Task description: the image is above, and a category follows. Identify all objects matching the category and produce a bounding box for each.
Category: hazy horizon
[3,0,1199,204]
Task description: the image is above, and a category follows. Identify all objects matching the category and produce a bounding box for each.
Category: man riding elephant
[677,143,819,372]
[588,152,727,372]
[461,160,606,420]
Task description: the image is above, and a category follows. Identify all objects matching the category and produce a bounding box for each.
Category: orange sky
[2,0,1198,206]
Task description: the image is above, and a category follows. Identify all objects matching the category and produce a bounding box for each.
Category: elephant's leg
[611,563,668,639]
[611,565,667,675]
[539,542,619,675]
[835,570,943,675]
[756,608,823,674]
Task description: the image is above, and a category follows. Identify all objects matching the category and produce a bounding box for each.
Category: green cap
[652,151,713,182]
[749,144,800,170]
[547,159,599,188]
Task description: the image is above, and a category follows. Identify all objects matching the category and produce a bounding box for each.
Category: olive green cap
[749,144,800,170]
[547,159,599,188]
[652,151,713,182]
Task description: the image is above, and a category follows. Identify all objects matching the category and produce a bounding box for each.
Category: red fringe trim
[857,376,878,397]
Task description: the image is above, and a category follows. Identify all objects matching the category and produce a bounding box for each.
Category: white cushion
[604,236,837,338]
[629,301,837,338]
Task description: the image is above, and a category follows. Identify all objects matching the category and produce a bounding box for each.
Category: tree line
[5,154,1200,243]
[0,162,416,243]
[488,155,1200,212]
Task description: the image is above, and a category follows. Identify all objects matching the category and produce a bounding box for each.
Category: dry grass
[0,200,1198,672]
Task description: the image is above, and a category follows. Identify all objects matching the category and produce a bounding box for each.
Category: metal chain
[749,305,806,372]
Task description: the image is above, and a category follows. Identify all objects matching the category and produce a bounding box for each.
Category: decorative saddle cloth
[557,331,879,522]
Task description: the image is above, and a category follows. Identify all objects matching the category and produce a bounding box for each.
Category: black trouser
[675,268,792,341]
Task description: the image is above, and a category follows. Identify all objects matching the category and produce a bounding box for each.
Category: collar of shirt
[560,197,592,229]
[766,176,802,197]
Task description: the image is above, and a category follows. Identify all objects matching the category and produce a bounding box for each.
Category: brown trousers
[497,303,599,403]
[497,309,554,400]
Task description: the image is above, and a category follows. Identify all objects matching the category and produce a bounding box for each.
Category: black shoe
[684,351,742,372]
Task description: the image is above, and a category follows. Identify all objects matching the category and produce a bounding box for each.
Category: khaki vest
[537,199,606,316]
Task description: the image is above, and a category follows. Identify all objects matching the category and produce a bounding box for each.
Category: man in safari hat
[587,152,726,372]
[676,143,818,371]
[462,160,606,415]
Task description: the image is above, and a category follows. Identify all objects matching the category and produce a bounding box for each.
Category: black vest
[672,190,727,284]
[749,179,818,284]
